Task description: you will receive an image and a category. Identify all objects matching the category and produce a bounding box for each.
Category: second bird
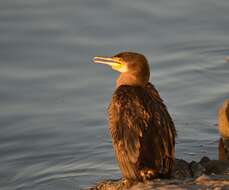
[93,52,176,181]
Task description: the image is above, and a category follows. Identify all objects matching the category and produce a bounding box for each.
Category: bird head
[93,52,150,87]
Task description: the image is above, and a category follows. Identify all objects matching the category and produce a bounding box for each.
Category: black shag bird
[93,52,176,181]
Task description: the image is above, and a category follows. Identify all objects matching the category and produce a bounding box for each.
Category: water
[0,0,228,189]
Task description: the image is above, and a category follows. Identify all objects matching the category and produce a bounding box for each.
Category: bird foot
[140,168,158,181]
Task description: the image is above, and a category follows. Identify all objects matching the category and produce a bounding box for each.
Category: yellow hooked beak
[93,56,128,73]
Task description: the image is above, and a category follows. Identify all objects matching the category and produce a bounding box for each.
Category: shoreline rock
[88,99,229,190]
[88,156,229,190]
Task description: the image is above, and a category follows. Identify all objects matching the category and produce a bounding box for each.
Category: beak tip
[92,57,97,63]
[92,56,120,67]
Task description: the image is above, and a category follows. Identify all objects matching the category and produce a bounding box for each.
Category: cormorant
[218,100,229,160]
[93,52,176,181]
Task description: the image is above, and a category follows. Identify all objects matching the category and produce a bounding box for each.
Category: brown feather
[108,83,176,181]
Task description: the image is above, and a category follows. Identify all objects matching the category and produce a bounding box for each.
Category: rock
[199,156,211,166]
[171,159,192,179]
[88,99,229,189]
[204,160,229,175]
[189,161,205,178]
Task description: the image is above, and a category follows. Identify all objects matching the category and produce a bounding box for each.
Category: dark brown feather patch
[108,83,176,181]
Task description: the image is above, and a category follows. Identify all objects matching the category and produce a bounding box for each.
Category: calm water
[0,0,229,189]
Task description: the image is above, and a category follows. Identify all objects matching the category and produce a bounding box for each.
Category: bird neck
[116,73,148,88]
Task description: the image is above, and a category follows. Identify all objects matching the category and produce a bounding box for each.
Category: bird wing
[108,84,176,179]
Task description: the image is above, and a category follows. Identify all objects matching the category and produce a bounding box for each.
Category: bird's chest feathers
[108,92,151,141]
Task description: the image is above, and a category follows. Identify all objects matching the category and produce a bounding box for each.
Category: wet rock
[89,158,229,190]
[189,156,211,178]
[171,159,192,179]
[189,161,205,178]
[199,156,211,166]
[196,156,229,176]
[204,160,229,175]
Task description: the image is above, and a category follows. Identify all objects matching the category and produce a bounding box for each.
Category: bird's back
[108,83,176,181]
